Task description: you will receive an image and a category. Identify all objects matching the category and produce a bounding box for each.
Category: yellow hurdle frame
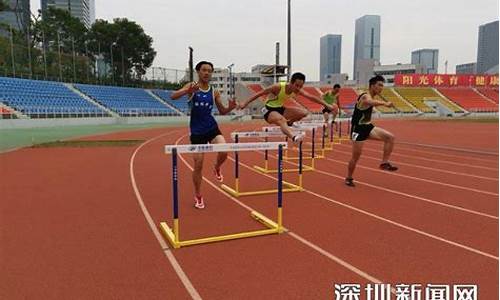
[160,145,287,249]
[220,135,302,197]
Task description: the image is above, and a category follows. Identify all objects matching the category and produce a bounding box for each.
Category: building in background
[477,20,499,74]
[353,15,381,83]
[319,34,342,82]
[0,0,30,34]
[411,49,439,74]
[322,73,349,86]
[373,63,426,85]
[41,0,95,28]
[211,68,262,100]
[455,62,477,74]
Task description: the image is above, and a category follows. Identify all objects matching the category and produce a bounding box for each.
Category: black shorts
[190,126,222,144]
[322,107,332,114]
[263,105,286,122]
[351,123,374,142]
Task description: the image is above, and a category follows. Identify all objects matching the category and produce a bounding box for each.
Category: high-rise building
[41,0,95,28]
[411,49,439,74]
[456,62,477,74]
[353,15,381,82]
[477,20,499,74]
[0,0,30,33]
[320,34,342,81]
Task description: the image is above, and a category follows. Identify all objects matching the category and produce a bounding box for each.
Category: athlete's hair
[333,84,341,89]
[291,72,306,83]
[369,75,385,87]
[195,61,214,71]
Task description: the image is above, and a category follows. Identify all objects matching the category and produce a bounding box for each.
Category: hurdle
[285,126,325,161]
[160,142,287,249]
[334,119,351,142]
[262,124,326,160]
[220,138,302,197]
[229,130,312,176]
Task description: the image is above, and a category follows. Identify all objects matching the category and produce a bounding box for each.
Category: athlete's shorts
[322,107,332,114]
[351,123,374,142]
[263,105,286,122]
[190,126,222,144]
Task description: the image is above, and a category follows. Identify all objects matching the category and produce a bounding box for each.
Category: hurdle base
[159,210,284,249]
[220,181,302,197]
[253,165,314,173]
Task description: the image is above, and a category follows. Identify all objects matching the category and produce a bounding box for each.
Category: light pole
[287,0,291,80]
[9,25,15,77]
[188,46,194,82]
[110,42,116,84]
[26,22,32,78]
[227,63,234,99]
[72,37,76,82]
[121,46,125,86]
[57,30,62,81]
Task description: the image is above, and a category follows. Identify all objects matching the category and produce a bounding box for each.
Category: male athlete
[345,75,398,187]
[171,61,237,208]
[322,84,341,137]
[239,73,337,141]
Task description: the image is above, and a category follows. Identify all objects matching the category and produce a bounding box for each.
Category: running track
[1,119,498,299]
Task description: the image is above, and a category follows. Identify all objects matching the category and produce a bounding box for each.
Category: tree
[0,0,8,12]
[32,7,88,54]
[88,18,156,82]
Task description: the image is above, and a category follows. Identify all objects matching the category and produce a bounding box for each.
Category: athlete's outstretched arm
[360,94,394,107]
[214,90,237,115]
[297,90,338,113]
[239,84,279,108]
[171,82,198,100]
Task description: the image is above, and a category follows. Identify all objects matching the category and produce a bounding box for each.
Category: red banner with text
[394,74,499,87]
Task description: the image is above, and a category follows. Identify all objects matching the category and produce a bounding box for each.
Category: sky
[31,0,499,81]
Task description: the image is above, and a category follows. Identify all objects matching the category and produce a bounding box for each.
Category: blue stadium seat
[0,77,108,118]
[75,85,180,116]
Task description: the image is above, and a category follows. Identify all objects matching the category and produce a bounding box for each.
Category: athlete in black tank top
[345,76,399,187]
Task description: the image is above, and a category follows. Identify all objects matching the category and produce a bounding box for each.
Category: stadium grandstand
[0,74,498,120]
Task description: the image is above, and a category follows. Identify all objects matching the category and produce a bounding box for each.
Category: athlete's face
[371,81,384,95]
[197,64,213,83]
[333,87,340,94]
[290,80,304,93]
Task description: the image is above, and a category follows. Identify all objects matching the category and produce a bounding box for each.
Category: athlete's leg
[368,127,395,163]
[323,111,329,123]
[283,106,309,123]
[211,134,228,171]
[192,153,204,195]
[347,141,364,179]
[267,111,298,140]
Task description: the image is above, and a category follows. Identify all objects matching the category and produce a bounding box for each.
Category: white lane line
[333,142,498,171]
[174,134,393,290]
[328,146,498,182]
[130,131,202,300]
[248,150,498,260]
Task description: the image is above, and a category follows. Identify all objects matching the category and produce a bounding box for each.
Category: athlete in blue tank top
[171,61,237,209]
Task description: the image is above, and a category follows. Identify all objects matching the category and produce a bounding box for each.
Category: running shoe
[194,195,205,209]
[214,167,223,182]
[345,177,355,187]
[379,162,398,171]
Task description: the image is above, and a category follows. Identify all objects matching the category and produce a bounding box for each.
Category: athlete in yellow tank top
[238,72,337,141]
[321,84,342,137]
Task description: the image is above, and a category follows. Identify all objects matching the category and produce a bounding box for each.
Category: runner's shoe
[214,167,223,182]
[379,162,398,171]
[345,177,355,187]
[194,195,205,209]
